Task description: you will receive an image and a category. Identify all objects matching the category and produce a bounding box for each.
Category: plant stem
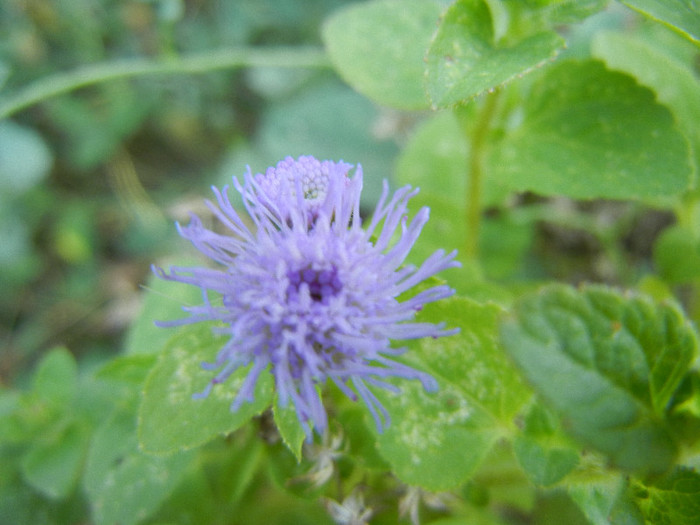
[0,47,331,119]
[460,91,500,260]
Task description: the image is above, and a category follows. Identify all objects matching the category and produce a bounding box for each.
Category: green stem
[459,91,501,260]
[0,46,331,119]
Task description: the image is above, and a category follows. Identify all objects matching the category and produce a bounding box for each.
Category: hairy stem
[0,47,331,119]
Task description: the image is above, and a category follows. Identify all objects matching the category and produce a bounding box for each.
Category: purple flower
[154,156,459,436]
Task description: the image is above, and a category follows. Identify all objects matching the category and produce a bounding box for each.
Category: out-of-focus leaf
[21,420,89,500]
[96,354,157,385]
[323,0,444,109]
[85,407,194,525]
[569,478,645,525]
[654,225,700,284]
[513,404,579,486]
[124,260,204,355]
[0,121,52,197]
[620,0,700,44]
[32,348,78,409]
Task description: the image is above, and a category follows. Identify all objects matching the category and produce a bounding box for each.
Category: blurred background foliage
[0,0,404,381]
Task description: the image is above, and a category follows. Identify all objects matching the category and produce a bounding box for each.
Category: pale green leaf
[620,0,700,44]
[569,479,645,525]
[513,404,579,486]
[395,112,468,208]
[425,0,564,107]
[513,437,579,487]
[32,347,78,408]
[487,59,693,200]
[96,353,158,385]
[124,261,204,355]
[0,121,52,197]
[654,225,700,284]
[485,0,609,43]
[21,421,88,500]
[394,113,467,266]
[273,395,306,462]
[86,408,194,525]
[592,30,700,179]
[138,323,274,454]
[322,0,444,109]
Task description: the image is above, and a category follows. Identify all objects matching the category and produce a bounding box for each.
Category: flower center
[287,266,342,303]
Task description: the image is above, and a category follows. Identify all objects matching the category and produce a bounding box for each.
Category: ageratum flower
[154,156,459,436]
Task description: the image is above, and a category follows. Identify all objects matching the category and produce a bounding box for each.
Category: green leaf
[138,323,274,454]
[569,478,645,525]
[620,0,700,44]
[425,0,564,108]
[513,436,579,487]
[21,420,88,500]
[501,284,698,474]
[505,0,610,26]
[32,347,78,408]
[96,353,157,385]
[634,467,700,524]
[273,395,307,462]
[337,406,390,471]
[654,225,700,284]
[322,0,444,109]
[373,297,530,490]
[592,30,700,180]
[395,112,469,209]
[0,389,21,444]
[485,0,609,44]
[85,407,194,525]
[394,113,469,267]
[0,121,52,198]
[513,404,579,486]
[479,214,534,281]
[487,59,693,200]
[124,261,204,355]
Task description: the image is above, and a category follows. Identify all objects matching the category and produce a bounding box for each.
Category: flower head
[154,155,459,436]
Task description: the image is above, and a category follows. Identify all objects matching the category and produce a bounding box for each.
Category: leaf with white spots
[372,297,530,491]
[138,323,274,454]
